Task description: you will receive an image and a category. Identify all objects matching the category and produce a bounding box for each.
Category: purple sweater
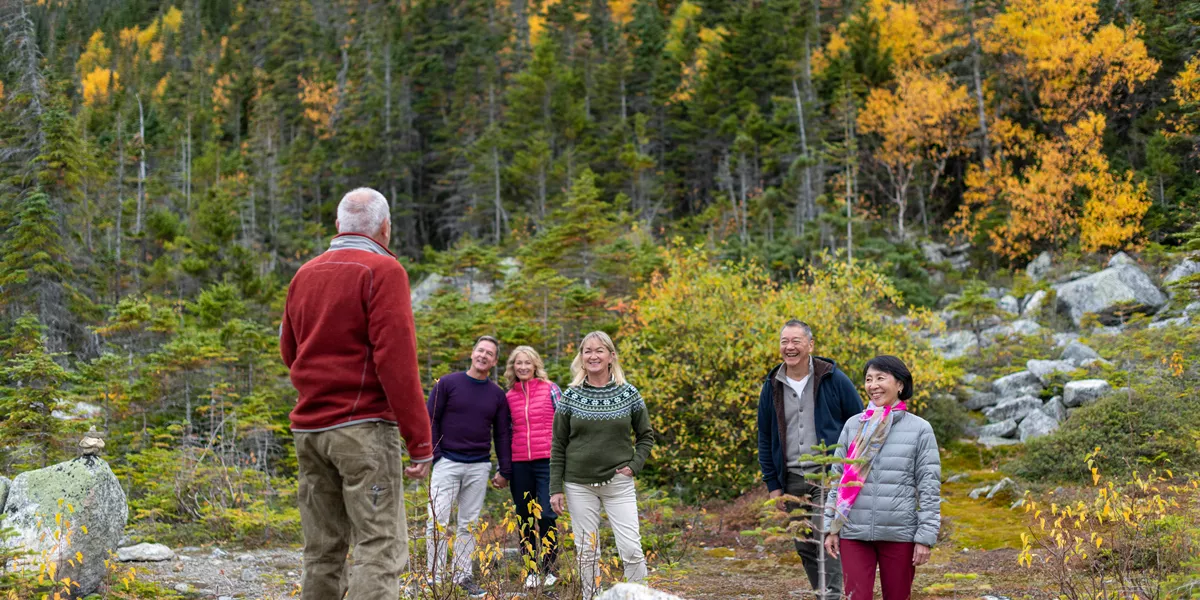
[427,371,513,478]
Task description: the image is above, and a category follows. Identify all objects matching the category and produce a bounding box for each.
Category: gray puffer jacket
[823,410,941,547]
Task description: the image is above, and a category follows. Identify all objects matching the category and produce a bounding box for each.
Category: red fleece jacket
[280,234,433,462]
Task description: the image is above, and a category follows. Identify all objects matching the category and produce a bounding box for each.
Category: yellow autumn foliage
[868,0,957,71]
[620,245,957,498]
[0,80,5,101]
[985,0,1158,123]
[162,6,184,34]
[81,68,119,107]
[665,1,725,102]
[153,75,170,101]
[859,69,973,172]
[76,31,111,78]
[298,74,340,139]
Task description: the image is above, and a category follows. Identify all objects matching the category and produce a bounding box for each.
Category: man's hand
[616,466,634,478]
[913,543,931,566]
[404,461,430,480]
[824,534,840,559]
[492,473,509,489]
[550,493,566,514]
[769,489,786,511]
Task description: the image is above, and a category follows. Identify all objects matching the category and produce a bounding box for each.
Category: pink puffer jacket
[506,379,560,462]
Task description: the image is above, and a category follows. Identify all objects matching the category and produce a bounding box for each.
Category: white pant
[425,459,491,583]
[564,474,647,598]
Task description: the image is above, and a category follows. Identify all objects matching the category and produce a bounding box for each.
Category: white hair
[336,187,390,235]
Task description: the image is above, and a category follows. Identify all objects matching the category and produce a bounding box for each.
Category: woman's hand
[550,493,566,514]
[912,543,931,566]
[616,466,634,477]
[823,534,840,560]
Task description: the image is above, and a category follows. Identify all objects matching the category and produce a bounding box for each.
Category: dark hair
[475,335,500,353]
[780,319,813,342]
[863,355,913,401]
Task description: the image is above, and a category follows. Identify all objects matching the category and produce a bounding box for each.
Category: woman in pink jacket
[503,345,562,589]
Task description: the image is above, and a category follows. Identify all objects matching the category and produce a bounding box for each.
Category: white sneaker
[542,573,558,588]
[524,574,542,589]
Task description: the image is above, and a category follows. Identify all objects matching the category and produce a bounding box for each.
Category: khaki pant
[295,422,407,600]
[425,458,491,583]
[564,474,646,599]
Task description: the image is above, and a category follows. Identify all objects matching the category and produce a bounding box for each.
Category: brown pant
[295,422,407,600]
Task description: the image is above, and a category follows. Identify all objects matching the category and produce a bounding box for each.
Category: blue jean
[510,459,559,573]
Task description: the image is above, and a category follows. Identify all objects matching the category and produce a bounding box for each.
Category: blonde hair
[503,346,550,388]
[569,331,627,387]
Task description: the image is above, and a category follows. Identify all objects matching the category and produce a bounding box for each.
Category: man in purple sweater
[424,336,513,597]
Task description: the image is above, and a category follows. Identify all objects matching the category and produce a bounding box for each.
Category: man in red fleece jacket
[281,187,432,600]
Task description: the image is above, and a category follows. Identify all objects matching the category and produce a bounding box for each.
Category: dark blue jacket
[756,356,863,492]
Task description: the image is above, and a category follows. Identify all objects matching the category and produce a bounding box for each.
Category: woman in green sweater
[549,331,655,599]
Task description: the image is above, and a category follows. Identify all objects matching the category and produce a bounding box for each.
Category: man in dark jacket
[756,319,863,599]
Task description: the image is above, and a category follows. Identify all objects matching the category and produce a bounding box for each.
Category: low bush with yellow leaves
[1017,447,1200,599]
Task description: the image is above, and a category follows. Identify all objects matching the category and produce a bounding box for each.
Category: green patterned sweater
[549,380,655,494]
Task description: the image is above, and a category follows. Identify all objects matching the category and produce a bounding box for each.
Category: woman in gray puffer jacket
[822,356,940,600]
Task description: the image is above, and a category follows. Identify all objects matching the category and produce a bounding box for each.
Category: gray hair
[336,187,390,235]
[781,319,813,342]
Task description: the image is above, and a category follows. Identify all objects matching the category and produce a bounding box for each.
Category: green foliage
[620,245,959,499]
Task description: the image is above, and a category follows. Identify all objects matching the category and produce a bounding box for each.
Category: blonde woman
[503,346,563,589]
[549,331,655,599]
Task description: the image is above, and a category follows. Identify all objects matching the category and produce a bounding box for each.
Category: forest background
[0,0,1199,584]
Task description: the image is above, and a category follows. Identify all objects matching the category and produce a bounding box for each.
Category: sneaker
[542,573,558,588]
[524,573,542,589]
[459,579,487,598]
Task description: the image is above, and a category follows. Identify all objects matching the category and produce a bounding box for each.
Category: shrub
[620,245,959,499]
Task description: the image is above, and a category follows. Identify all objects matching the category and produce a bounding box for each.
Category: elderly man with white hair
[281,187,433,600]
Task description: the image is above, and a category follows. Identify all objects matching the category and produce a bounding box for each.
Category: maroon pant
[840,539,916,600]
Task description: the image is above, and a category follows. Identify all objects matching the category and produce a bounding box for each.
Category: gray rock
[1108,251,1138,268]
[236,552,255,562]
[1091,325,1126,336]
[1062,379,1113,408]
[991,371,1043,399]
[240,568,258,582]
[210,548,229,559]
[0,476,9,512]
[1026,359,1077,385]
[968,486,992,500]
[930,330,979,359]
[1027,251,1053,282]
[1021,290,1048,318]
[596,583,687,600]
[986,477,1017,500]
[961,373,980,385]
[936,293,961,309]
[1018,410,1060,442]
[1053,332,1081,347]
[984,395,1043,423]
[999,295,1021,314]
[1149,317,1189,330]
[978,419,1018,438]
[977,436,1021,449]
[1,458,128,597]
[987,319,1044,338]
[1053,263,1168,326]
[945,473,968,484]
[1042,397,1067,422]
[1060,341,1100,365]
[1184,302,1200,318]
[174,584,190,594]
[117,543,175,562]
[964,390,999,411]
[1164,258,1200,285]
[1056,269,1094,284]
[1078,357,1110,368]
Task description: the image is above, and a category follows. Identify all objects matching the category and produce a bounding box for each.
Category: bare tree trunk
[793,77,812,238]
[964,0,990,164]
[116,109,125,272]
[136,96,147,239]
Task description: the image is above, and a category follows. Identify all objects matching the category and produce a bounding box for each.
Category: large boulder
[930,331,978,359]
[1,458,128,597]
[978,419,1018,439]
[596,584,687,600]
[984,395,1043,424]
[991,371,1042,399]
[1026,359,1077,385]
[0,476,9,511]
[1060,341,1100,365]
[1021,290,1048,318]
[983,319,1042,339]
[1042,397,1067,423]
[1062,379,1113,408]
[1164,258,1200,285]
[964,390,999,411]
[1018,410,1060,442]
[1149,317,1190,330]
[1027,251,1053,282]
[1053,262,1168,326]
[998,295,1021,314]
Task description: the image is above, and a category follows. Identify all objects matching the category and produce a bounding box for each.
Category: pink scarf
[829,401,906,535]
